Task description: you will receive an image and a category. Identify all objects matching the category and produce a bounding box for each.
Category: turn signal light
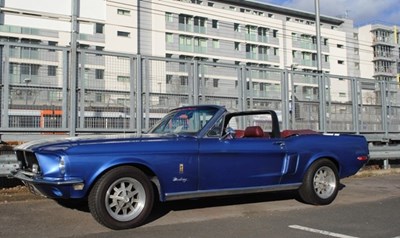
[357,155,369,161]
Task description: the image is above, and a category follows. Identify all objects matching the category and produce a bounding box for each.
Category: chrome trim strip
[164,183,301,201]
[12,170,84,185]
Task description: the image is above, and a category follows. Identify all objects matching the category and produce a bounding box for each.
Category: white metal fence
[1,42,400,141]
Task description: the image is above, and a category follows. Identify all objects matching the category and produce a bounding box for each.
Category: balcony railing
[0,25,58,38]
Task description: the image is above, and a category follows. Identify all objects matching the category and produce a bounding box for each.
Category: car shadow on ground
[147,183,346,224]
[147,189,300,224]
[51,183,347,228]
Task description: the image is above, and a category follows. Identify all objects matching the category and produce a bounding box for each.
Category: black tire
[88,166,154,230]
[298,159,339,205]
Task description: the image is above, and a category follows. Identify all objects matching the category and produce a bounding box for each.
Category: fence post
[136,55,143,135]
[351,78,360,134]
[69,51,78,136]
[318,72,327,133]
[248,67,253,110]
[78,52,86,131]
[193,60,199,105]
[240,64,246,112]
[130,56,136,131]
[380,80,388,138]
[1,44,10,129]
[62,49,69,129]
[281,69,289,130]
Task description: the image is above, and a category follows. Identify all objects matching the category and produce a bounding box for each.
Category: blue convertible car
[11,105,369,229]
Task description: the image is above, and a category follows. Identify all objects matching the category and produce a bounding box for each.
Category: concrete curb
[353,168,400,178]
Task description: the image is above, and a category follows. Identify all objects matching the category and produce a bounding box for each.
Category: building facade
[0,0,399,106]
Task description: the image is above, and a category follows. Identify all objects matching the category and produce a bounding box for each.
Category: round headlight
[59,158,66,175]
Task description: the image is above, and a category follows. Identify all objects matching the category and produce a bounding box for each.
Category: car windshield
[149,107,219,135]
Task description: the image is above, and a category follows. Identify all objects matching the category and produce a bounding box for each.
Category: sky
[258,0,400,26]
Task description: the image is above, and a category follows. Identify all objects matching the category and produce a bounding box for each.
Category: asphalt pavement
[1,173,400,238]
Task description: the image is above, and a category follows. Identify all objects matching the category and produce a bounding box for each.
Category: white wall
[358,25,374,79]
[80,0,106,20]
[4,14,70,32]
[6,0,71,15]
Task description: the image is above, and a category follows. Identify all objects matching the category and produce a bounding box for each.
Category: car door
[198,137,287,190]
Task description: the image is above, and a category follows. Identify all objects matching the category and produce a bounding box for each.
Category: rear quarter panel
[280,134,368,184]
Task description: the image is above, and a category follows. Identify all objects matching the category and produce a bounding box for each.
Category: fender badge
[173,177,188,183]
[179,163,184,174]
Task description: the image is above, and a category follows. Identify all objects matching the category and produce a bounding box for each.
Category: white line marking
[289,225,359,238]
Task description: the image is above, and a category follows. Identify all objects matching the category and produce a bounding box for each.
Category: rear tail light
[357,155,369,161]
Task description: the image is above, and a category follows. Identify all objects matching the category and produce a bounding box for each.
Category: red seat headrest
[244,126,264,138]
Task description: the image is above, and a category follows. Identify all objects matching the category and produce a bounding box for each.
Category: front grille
[15,150,39,173]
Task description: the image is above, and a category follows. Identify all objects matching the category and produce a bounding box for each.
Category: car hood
[15,133,192,152]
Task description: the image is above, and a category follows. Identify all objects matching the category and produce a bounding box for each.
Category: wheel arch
[303,154,341,178]
[85,162,162,202]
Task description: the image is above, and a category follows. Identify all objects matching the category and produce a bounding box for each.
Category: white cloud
[260,0,399,26]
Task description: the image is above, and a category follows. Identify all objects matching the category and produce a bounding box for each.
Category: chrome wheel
[105,177,146,222]
[313,166,337,199]
[299,159,339,205]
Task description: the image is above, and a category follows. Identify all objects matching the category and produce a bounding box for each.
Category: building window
[234,23,240,32]
[95,93,103,102]
[273,48,279,56]
[234,42,241,51]
[339,92,346,97]
[355,63,360,69]
[337,44,344,49]
[338,60,344,65]
[48,41,57,52]
[165,12,173,22]
[48,66,57,76]
[324,55,329,62]
[212,39,220,48]
[213,78,219,88]
[166,33,174,43]
[166,75,173,84]
[273,29,278,38]
[117,9,130,15]
[95,23,104,34]
[21,64,39,75]
[180,76,188,85]
[354,48,359,55]
[95,69,104,79]
[117,76,130,82]
[117,31,130,37]
[212,20,219,29]
[208,2,214,7]
[179,35,193,51]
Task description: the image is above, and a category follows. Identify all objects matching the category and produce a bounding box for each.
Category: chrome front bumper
[11,170,83,185]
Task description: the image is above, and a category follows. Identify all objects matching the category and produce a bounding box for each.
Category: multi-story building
[0,0,398,110]
[358,24,400,82]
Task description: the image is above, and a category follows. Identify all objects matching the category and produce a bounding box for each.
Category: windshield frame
[148,105,225,137]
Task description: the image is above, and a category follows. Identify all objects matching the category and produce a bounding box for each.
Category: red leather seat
[243,126,264,138]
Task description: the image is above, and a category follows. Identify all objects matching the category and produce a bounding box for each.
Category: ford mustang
[11,105,369,230]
